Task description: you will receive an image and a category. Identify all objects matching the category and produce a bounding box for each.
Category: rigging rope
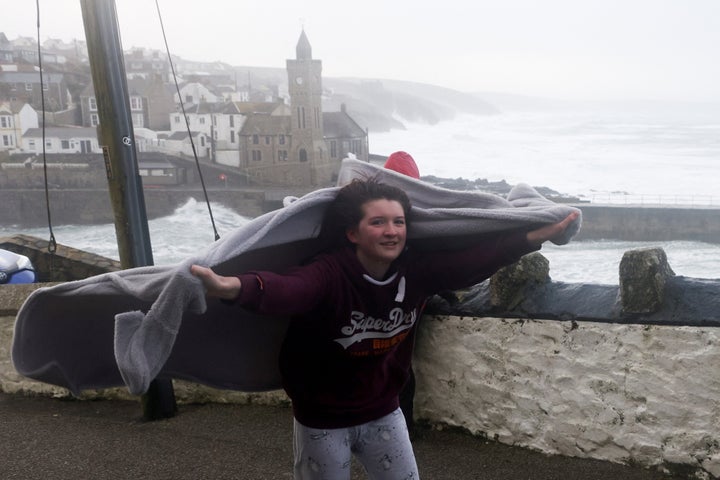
[35,0,57,257]
[154,0,220,241]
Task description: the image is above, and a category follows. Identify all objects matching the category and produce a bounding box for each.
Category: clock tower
[287,30,329,185]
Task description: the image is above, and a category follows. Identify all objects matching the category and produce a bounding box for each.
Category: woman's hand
[526,212,579,246]
[190,265,242,300]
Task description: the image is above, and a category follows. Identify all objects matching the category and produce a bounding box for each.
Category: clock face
[295,76,304,85]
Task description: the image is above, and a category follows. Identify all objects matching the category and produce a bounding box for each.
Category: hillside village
[0,30,374,189]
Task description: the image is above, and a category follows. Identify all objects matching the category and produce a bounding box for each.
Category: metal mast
[80,0,176,420]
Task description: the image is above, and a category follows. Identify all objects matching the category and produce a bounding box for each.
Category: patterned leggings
[293,408,419,479]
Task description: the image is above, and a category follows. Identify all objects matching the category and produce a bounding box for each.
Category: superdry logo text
[333,307,417,349]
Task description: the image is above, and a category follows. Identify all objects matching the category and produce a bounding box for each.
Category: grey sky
[5,0,720,101]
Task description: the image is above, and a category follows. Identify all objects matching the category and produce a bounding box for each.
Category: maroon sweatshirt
[235,232,537,429]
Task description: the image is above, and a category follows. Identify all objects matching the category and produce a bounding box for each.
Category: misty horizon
[5,0,720,103]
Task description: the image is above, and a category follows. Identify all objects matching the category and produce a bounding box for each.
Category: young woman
[191,178,577,479]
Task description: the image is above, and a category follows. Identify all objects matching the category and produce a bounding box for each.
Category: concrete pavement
[0,392,685,480]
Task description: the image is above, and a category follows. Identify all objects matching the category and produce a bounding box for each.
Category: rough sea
[2,101,719,284]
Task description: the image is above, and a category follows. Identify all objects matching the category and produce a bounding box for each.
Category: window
[229,116,235,128]
[330,140,337,158]
[89,97,97,111]
[301,107,306,128]
[252,134,259,145]
[252,150,262,161]
[265,136,271,145]
[174,115,181,124]
[90,113,99,126]
[230,131,235,143]
[61,140,70,150]
[25,83,33,91]
[199,117,206,125]
[2,135,14,147]
[130,97,142,110]
[0,116,12,128]
[279,134,286,145]
[132,113,144,127]
[278,150,288,161]
[28,139,36,150]
[200,136,206,147]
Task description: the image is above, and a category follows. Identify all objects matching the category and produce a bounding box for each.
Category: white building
[168,101,290,168]
[0,102,38,152]
[174,82,220,105]
[21,127,101,154]
[157,131,210,158]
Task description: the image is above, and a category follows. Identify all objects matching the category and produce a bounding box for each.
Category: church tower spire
[296,29,312,60]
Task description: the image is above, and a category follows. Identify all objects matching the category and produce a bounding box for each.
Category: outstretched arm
[525,212,579,247]
[190,265,242,300]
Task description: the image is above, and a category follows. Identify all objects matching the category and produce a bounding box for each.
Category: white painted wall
[215,150,240,168]
[16,104,38,133]
[413,315,720,478]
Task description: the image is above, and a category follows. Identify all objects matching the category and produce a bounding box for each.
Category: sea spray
[0,199,249,266]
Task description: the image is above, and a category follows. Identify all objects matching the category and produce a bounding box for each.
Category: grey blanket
[12,159,581,396]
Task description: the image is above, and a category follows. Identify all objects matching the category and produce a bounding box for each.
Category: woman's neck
[355,250,391,280]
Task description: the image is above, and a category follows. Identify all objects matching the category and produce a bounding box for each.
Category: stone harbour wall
[0,188,272,227]
[0,234,121,283]
[574,204,720,243]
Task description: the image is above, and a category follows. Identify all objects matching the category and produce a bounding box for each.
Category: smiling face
[346,199,407,278]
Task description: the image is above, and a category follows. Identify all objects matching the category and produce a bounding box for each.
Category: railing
[587,193,716,207]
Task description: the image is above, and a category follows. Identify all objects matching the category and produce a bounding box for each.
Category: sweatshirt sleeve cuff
[504,230,541,258]
[234,273,264,308]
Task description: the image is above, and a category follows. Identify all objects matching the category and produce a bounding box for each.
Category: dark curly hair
[318,178,412,248]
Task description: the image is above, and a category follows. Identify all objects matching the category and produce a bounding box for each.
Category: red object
[383,151,420,179]
[219,173,227,181]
